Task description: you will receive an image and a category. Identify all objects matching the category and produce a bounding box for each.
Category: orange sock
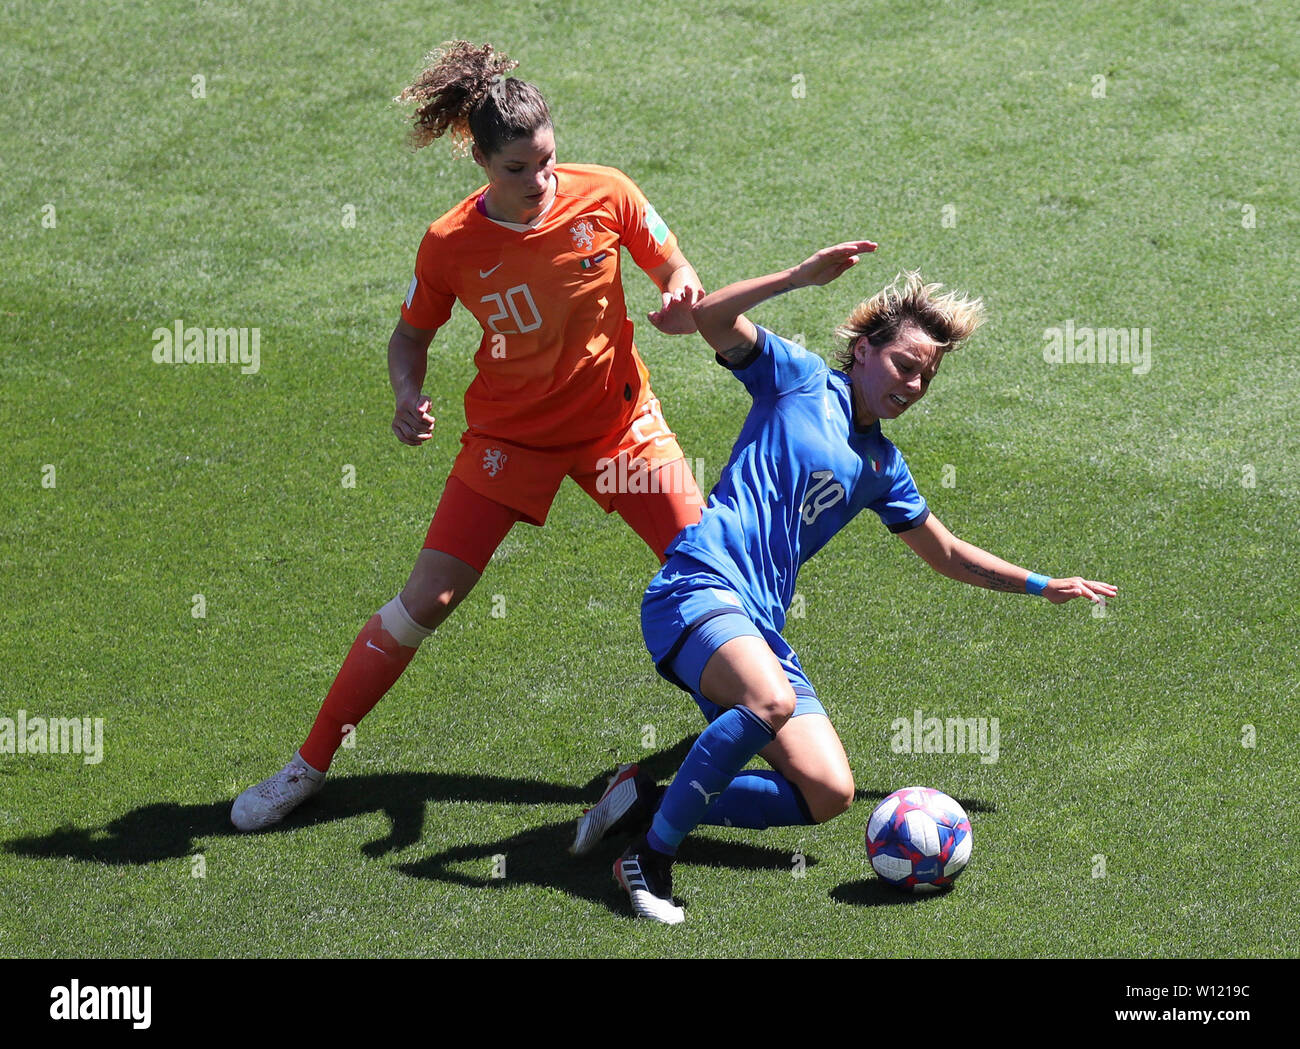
[299,596,432,772]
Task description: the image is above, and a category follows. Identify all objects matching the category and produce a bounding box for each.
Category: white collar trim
[482,174,559,231]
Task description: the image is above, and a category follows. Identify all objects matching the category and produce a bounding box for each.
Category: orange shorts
[424,396,704,571]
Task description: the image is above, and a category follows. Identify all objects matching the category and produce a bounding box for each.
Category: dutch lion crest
[569,219,595,252]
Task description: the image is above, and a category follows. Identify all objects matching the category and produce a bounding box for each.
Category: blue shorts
[641,554,826,724]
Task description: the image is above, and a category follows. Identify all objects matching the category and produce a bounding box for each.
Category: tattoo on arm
[961,561,1022,592]
[719,341,756,363]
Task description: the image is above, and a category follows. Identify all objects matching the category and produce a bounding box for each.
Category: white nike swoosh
[479,263,503,278]
[365,639,384,653]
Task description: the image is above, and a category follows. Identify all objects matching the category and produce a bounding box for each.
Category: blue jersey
[664,325,929,633]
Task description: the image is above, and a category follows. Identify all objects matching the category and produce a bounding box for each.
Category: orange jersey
[400,164,679,448]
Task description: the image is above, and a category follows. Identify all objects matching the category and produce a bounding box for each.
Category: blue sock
[647,706,775,856]
[697,770,816,829]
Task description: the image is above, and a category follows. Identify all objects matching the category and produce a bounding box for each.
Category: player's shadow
[7,743,974,913]
[0,771,587,865]
[0,735,705,867]
[829,879,950,906]
[398,820,807,918]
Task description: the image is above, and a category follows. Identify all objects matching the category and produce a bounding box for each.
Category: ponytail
[396,40,551,156]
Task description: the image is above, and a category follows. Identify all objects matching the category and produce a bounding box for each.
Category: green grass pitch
[1,0,1296,959]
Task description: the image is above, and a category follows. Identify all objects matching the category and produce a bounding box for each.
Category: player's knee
[745,686,796,731]
[400,577,470,630]
[807,774,856,824]
[401,552,482,629]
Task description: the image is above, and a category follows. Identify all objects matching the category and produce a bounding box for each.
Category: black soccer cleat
[613,838,684,925]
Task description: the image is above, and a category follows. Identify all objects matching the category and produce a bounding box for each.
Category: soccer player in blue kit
[572,240,1118,923]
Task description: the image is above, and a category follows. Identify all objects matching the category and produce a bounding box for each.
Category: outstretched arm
[899,512,1117,605]
[692,240,877,363]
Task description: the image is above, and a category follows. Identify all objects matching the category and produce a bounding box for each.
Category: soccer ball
[866,786,973,892]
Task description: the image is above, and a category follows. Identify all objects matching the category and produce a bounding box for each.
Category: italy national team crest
[869,456,883,474]
[482,448,508,478]
[569,219,595,252]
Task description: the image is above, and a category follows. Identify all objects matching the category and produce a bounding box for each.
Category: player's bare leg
[398,548,482,629]
[694,635,798,727]
[758,715,855,824]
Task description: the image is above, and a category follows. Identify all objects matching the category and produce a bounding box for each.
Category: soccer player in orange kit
[231,41,706,830]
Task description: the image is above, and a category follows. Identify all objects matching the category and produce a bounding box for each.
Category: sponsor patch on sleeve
[644,202,669,246]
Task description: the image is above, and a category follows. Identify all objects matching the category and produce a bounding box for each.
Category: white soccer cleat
[230,752,326,831]
[571,762,656,856]
[614,844,684,925]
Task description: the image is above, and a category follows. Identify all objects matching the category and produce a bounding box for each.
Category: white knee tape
[377,595,434,647]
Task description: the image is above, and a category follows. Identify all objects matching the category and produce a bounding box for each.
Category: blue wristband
[1025,573,1050,596]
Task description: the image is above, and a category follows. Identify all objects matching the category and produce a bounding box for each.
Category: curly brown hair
[395,40,551,156]
[832,271,985,369]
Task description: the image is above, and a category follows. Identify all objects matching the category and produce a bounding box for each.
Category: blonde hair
[395,40,550,156]
[832,271,985,369]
